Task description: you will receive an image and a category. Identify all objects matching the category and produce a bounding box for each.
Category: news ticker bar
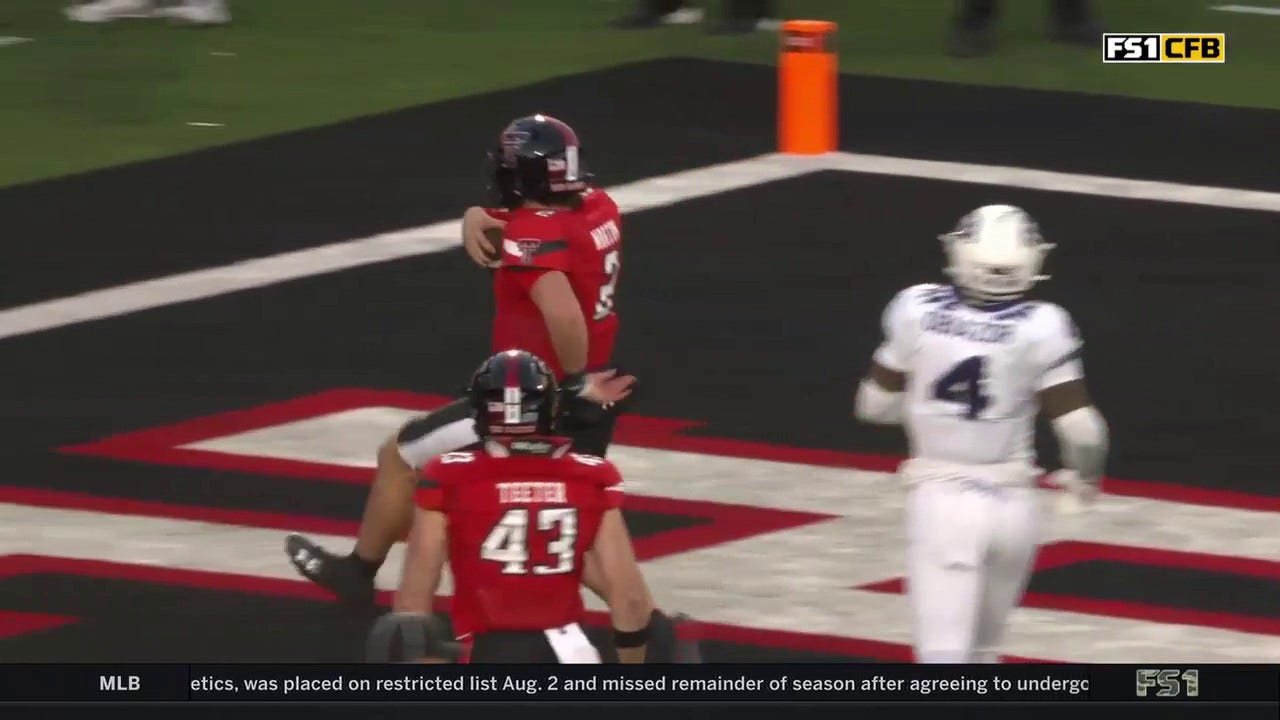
[0,665,1276,703]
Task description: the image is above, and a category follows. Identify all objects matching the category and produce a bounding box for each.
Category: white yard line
[827,152,1280,212]
[3,151,1278,342]
[0,153,815,342]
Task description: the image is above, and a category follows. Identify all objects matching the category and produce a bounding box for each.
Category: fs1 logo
[1103,34,1226,63]
[1135,669,1200,698]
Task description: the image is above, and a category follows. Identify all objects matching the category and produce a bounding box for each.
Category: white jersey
[874,284,1084,468]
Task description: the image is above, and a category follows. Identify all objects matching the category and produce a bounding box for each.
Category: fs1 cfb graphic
[1103,34,1227,63]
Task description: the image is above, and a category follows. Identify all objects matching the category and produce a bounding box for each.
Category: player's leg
[351,402,480,568]
[286,399,478,605]
[905,480,986,663]
[948,0,999,57]
[972,486,1039,663]
[609,0,698,30]
[1046,0,1100,45]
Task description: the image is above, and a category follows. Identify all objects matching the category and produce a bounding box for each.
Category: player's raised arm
[1035,307,1109,504]
[591,505,654,663]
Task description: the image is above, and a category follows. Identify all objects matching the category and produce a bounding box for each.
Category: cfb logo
[1103,34,1226,63]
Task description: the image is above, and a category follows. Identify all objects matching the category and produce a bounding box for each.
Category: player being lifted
[286,113,627,599]
[854,204,1109,664]
[393,350,653,663]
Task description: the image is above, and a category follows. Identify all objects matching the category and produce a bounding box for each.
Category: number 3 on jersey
[481,508,577,575]
[932,355,991,420]
[593,250,621,321]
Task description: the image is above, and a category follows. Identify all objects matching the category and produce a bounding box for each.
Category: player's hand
[581,369,637,407]
[461,206,504,269]
[1050,469,1098,513]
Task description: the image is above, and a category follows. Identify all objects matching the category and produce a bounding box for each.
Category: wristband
[560,372,588,396]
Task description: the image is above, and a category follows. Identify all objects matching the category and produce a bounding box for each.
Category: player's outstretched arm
[591,508,654,663]
[394,508,448,614]
[854,361,906,424]
[529,270,589,374]
[1040,379,1109,505]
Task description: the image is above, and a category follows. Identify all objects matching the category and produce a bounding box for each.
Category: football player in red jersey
[393,350,653,663]
[283,116,694,660]
[480,113,625,453]
[288,116,629,588]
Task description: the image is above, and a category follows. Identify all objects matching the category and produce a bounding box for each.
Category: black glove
[558,372,608,427]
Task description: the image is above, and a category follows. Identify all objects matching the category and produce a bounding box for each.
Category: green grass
[1,0,1276,187]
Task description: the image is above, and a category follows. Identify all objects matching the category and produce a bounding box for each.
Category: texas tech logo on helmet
[500,129,531,164]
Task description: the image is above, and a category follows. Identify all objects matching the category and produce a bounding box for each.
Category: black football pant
[464,632,564,664]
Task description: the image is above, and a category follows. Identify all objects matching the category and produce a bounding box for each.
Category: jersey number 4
[480,508,577,575]
[931,355,991,420]
[593,250,621,321]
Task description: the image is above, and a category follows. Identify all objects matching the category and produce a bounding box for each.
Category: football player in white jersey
[854,204,1109,664]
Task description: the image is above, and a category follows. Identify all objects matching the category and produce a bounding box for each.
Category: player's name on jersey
[923,309,1016,344]
[497,481,568,504]
[3,664,1276,703]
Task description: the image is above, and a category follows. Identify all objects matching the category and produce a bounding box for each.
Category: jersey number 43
[480,508,578,575]
[931,355,992,420]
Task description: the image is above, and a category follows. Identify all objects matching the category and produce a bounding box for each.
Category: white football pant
[902,459,1040,663]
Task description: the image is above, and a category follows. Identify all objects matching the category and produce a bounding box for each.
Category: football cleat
[284,533,375,607]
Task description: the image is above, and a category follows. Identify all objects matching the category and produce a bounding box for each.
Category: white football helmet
[939,204,1055,302]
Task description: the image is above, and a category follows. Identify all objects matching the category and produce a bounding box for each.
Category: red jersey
[488,188,622,378]
[414,439,623,636]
